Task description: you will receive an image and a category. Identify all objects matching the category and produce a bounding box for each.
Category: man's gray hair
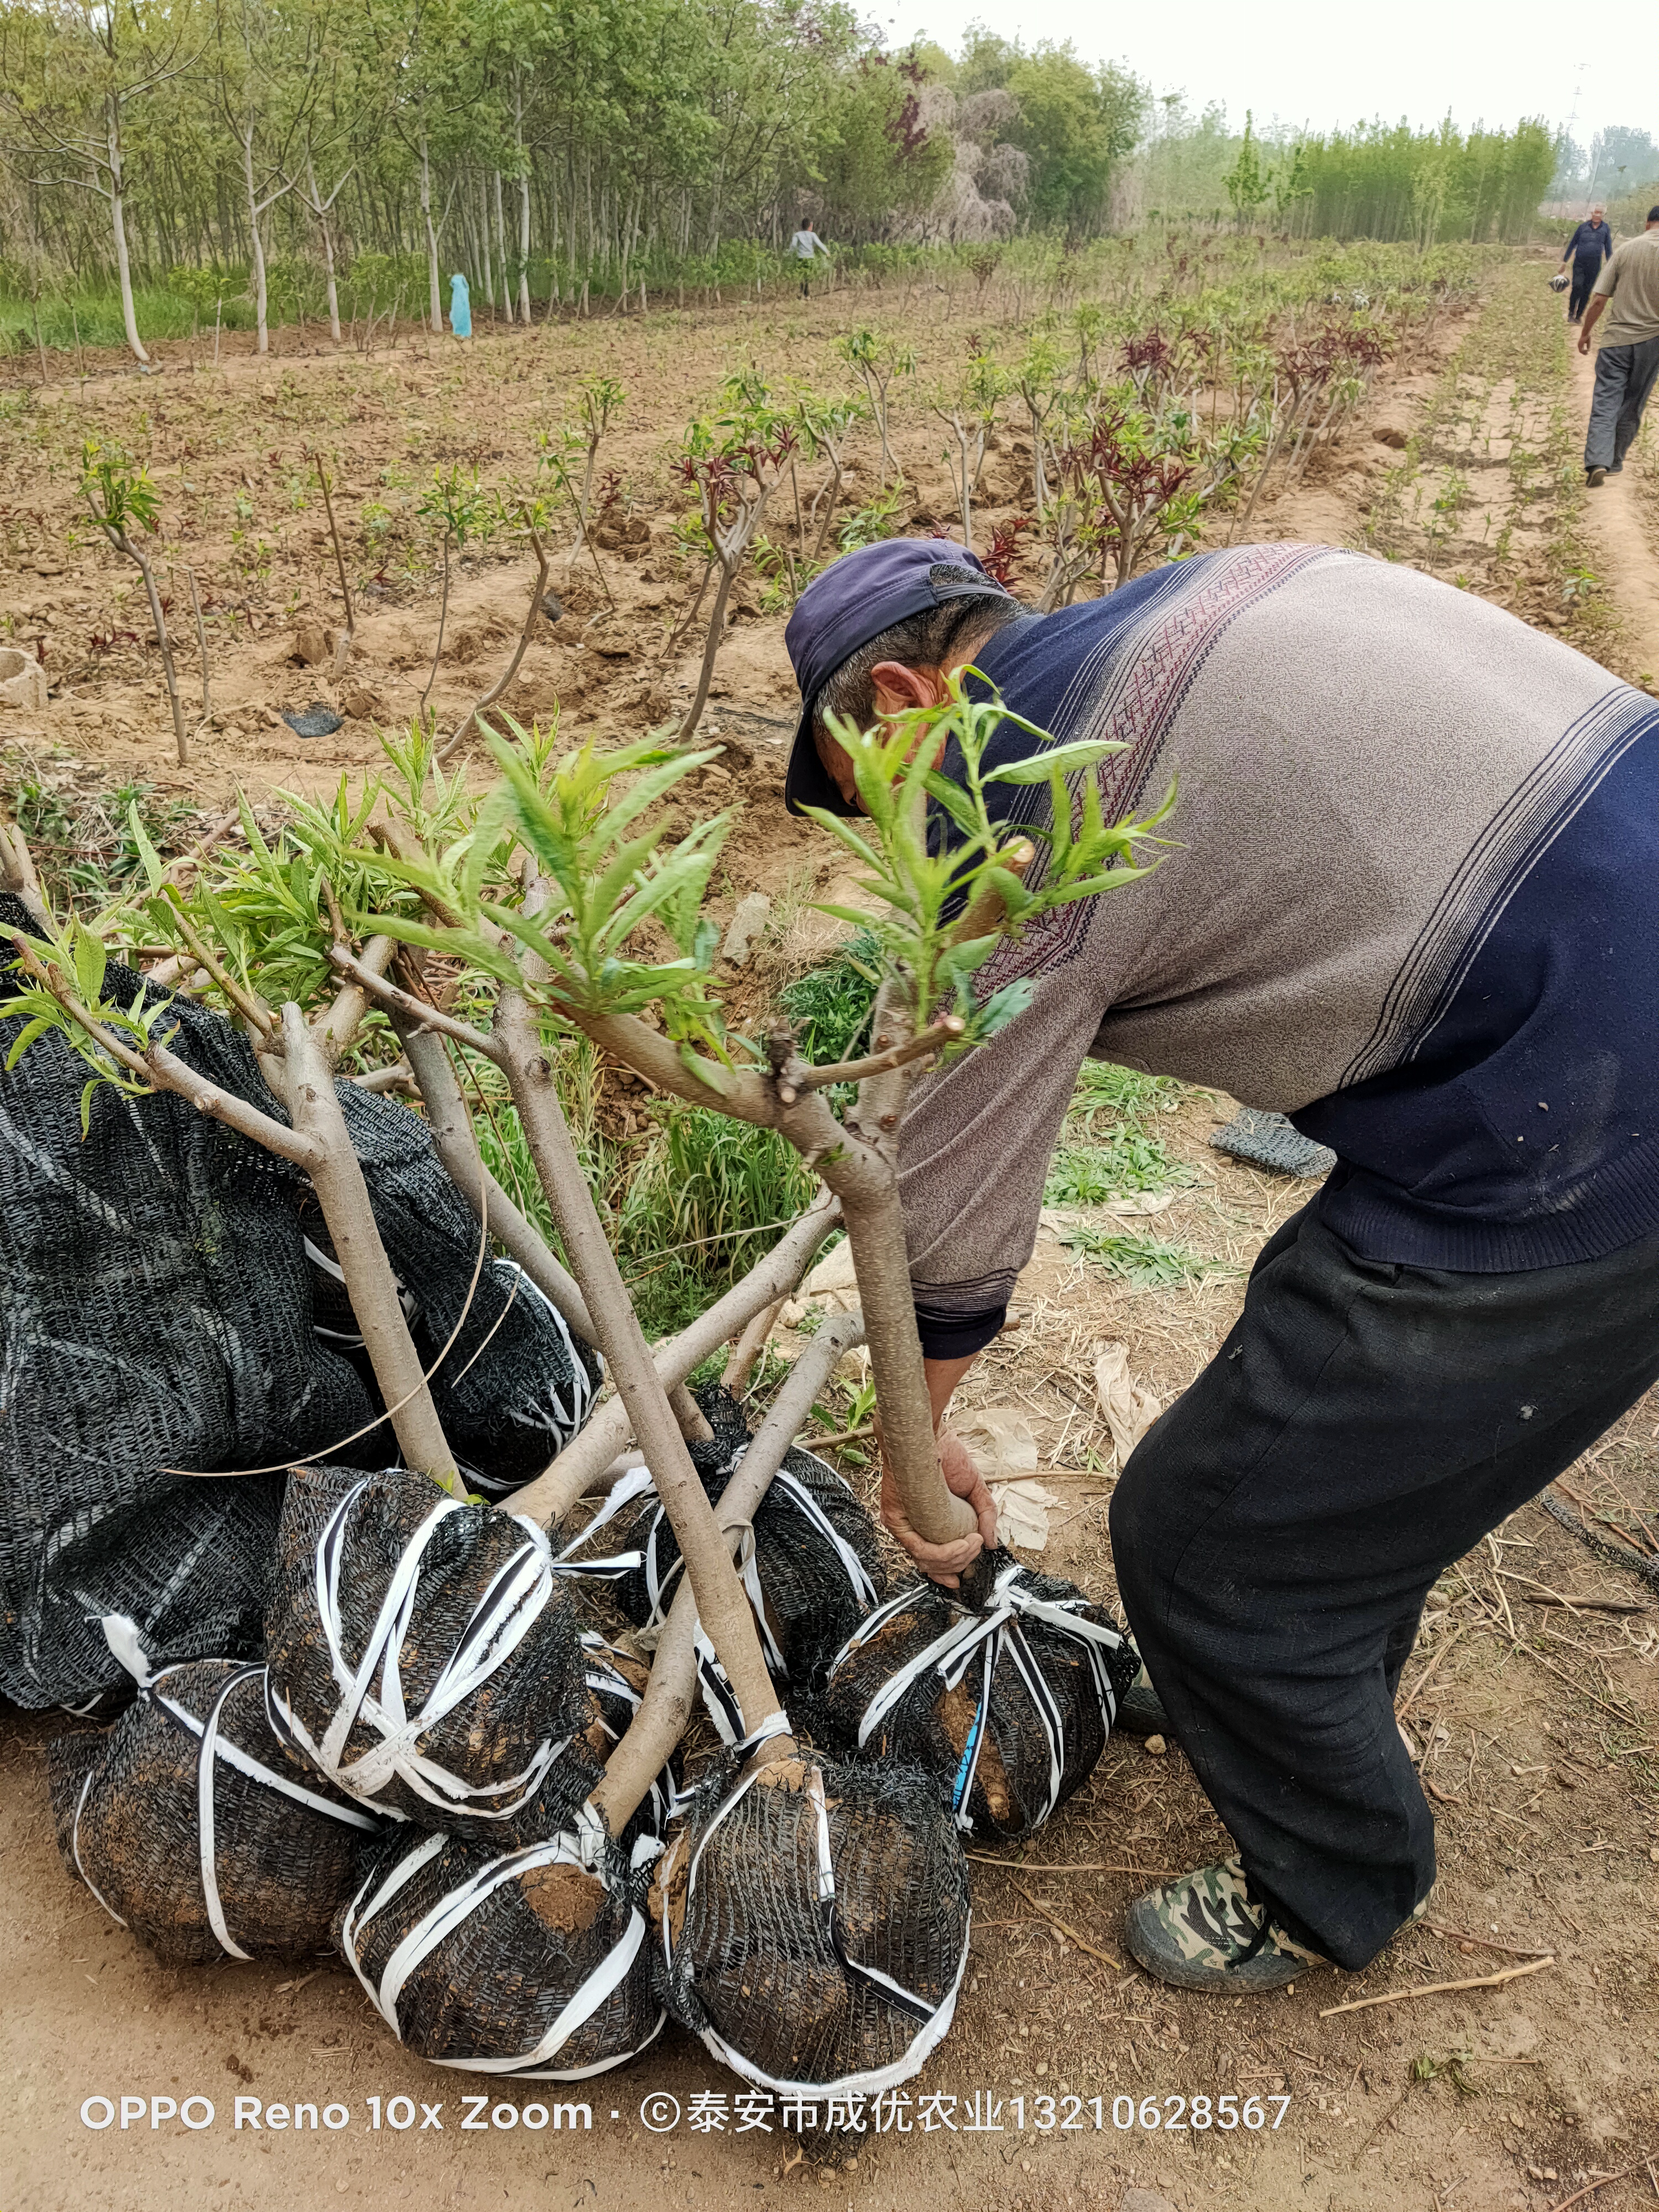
[812,571,1020,748]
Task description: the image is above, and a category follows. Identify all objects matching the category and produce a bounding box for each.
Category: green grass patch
[1055,1224,1233,1288]
[1045,1058,1191,1204]
[777,931,880,1067]
[3,764,204,913]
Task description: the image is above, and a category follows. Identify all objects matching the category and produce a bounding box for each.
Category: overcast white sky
[880,0,1659,160]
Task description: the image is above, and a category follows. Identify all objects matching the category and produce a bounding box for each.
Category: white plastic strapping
[269,1478,570,1822]
[826,1562,1127,1832]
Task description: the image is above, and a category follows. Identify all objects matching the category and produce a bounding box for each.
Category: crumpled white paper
[1093,1340,1161,1467]
[987,1476,1065,1552]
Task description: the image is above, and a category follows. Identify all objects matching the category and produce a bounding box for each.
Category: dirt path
[1570,336,1659,684]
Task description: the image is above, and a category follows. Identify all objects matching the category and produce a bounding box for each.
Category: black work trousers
[1109,1205,1659,1970]
[1568,256,1603,321]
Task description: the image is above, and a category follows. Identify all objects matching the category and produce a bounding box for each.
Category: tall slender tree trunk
[107,97,149,364]
[420,128,442,333]
[239,117,269,354]
[476,176,493,316]
[309,154,342,345]
[493,169,511,321]
[515,80,531,323]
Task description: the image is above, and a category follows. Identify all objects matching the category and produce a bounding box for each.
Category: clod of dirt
[1144,1733,1168,1756]
[1373,426,1410,450]
[290,623,336,666]
[341,686,388,721]
[720,891,771,969]
[0,647,48,712]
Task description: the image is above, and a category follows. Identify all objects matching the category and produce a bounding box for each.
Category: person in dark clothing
[782,535,1659,1996]
[1580,206,1659,484]
[1562,206,1614,321]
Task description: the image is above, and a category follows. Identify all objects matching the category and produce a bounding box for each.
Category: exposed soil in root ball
[47,1659,376,1968]
[660,1756,969,2091]
[520,1859,606,1938]
[817,1552,1136,1844]
[554,1385,885,1688]
[338,1825,662,2076]
[265,1462,591,1837]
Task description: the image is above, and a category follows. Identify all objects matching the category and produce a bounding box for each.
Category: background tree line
[0,0,1603,361]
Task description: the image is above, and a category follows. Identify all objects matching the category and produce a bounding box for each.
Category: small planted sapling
[414,463,492,714]
[81,440,188,768]
[932,347,1009,552]
[1012,331,1065,519]
[675,397,796,740]
[836,327,914,483]
[566,373,625,565]
[1051,407,1204,597]
[790,389,866,562]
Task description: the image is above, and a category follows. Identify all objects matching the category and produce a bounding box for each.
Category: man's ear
[869,660,948,718]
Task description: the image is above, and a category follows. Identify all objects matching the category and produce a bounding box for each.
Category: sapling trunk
[128,534,187,767]
[0,802,51,932]
[311,455,355,681]
[568,1004,975,1553]
[392,1011,596,1340]
[271,1005,465,1496]
[420,537,451,715]
[439,518,551,762]
[492,987,782,1739]
[676,556,738,743]
[723,1297,784,1394]
[184,566,211,719]
[505,1189,841,1524]
[587,1313,864,1833]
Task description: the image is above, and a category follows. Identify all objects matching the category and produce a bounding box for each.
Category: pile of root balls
[52,1379,1138,2091]
[4,701,1146,2104]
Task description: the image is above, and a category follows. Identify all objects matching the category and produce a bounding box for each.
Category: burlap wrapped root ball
[555,1387,885,1692]
[265,1463,594,1838]
[655,1752,971,2095]
[49,1657,380,1966]
[338,1820,665,2078]
[817,1552,1138,1844]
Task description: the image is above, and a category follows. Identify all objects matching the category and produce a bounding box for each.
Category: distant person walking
[788,225,830,299]
[1561,206,1614,323]
[1579,206,1659,487]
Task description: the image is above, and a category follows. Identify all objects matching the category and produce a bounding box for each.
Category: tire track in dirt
[1571,336,1659,684]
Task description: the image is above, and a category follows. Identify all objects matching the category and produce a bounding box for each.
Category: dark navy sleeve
[914,1297,1008,1361]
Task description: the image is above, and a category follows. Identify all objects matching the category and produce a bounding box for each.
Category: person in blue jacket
[448,272,472,340]
[1561,206,1614,323]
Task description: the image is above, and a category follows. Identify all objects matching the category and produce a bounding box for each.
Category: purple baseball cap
[782,538,1012,816]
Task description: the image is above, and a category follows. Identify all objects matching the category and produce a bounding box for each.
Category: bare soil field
[3,252,1658,2212]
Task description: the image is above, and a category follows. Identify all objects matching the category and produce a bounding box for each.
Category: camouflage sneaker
[1125,1856,1330,1992]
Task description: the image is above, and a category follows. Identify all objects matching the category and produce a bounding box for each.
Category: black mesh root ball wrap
[553,1386,885,1700]
[265,1464,593,1839]
[338,1818,665,2079]
[48,1653,380,1968]
[817,1551,1136,1844]
[655,1752,971,2097]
